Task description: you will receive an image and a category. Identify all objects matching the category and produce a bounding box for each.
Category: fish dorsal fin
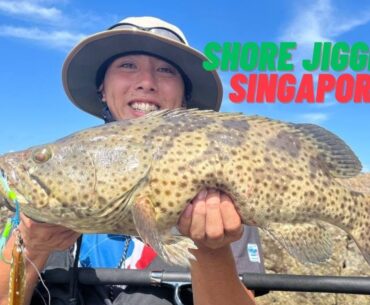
[139,110,362,178]
[294,123,362,178]
[137,108,246,120]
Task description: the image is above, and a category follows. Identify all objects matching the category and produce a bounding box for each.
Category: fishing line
[0,173,51,304]
[25,254,51,305]
[34,289,48,305]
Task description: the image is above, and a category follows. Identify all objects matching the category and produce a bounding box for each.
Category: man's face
[100,54,185,120]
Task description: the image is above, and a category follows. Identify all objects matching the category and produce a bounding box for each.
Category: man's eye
[119,62,136,69]
[158,67,176,74]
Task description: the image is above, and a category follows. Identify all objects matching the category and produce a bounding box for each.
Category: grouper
[0,109,369,267]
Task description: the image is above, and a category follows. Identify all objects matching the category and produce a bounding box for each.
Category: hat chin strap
[102,105,115,123]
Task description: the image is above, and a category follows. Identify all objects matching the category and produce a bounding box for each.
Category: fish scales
[0,109,369,266]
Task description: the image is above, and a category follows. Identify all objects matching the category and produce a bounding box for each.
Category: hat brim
[62,30,223,119]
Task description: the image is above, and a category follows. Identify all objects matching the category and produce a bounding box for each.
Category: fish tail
[348,193,370,265]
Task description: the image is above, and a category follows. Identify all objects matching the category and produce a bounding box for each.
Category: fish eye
[32,147,52,163]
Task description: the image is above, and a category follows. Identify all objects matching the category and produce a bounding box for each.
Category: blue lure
[0,173,21,263]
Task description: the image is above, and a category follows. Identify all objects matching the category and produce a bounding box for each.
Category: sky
[0,0,369,172]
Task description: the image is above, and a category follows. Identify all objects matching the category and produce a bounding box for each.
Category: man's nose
[135,70,158,92]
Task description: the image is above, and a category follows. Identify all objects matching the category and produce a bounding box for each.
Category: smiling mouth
[129,101,160,113]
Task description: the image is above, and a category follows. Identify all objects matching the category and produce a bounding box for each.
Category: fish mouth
[0,195,16,212]
[0,167,30,210]
[0,168,16,212]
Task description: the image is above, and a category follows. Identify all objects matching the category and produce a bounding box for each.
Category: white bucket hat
[62,16,223,119]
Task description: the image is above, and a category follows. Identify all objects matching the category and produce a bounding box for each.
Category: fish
[0,109,368,267]
[337,173,370,195]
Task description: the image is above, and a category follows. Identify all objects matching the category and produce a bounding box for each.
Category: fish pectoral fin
[132,196,196,267]
[265,222,333,264]
[161,235,197,267]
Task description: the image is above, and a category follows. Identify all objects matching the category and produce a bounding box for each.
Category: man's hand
[19,213,81,257]
[177,188,243,250]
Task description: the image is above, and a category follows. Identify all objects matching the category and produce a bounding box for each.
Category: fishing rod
[42,268,370,305]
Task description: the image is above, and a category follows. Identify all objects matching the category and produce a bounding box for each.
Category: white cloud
[0,0,115,50]
[280,0,370,74]
[281,0,370,43]
[27,0,70,4]
[298,112,329,124]
[0,25,85,50]
[326,11,370,37]
[278,0,370,106]
[0,1,62,22]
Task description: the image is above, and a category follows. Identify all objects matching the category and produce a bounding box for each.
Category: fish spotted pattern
[0,109,368,267]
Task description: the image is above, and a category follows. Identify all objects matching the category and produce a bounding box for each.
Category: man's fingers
[189,189,207,241]
[177,189,244,250]
[177,203,193,236]
[23,229,80,252]
[55,231,81,251]
[19,212,80,253]
[220,193,243,239]
[205,189,224,243]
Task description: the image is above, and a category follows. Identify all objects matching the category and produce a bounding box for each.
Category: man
[0,16,265,305]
